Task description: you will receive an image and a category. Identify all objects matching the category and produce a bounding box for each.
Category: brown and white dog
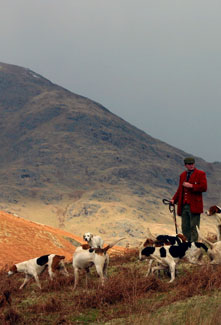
[206,205,221,241]
[83,232,104,248]
[8,254,69,289]
[72,238,125,289]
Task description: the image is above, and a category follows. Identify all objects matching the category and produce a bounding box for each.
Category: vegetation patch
[1,250,221,324]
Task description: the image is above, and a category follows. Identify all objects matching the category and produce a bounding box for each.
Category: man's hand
[183,182,193,188]
[170,200,174,205]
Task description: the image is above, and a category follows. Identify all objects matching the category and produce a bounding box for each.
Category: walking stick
[162,199,178,234]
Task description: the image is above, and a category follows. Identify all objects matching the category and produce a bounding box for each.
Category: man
[170,157,207,242]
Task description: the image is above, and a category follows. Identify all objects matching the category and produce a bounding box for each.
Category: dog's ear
[83,234,86,240]
[90,233,94,238]
[8,265,17,274]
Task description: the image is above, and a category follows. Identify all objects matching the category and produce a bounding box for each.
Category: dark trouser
[181,204,200,242]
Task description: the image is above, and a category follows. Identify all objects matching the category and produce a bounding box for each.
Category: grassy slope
[1,250,221,325]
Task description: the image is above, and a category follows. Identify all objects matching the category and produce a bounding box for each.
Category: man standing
[170,157,207,242]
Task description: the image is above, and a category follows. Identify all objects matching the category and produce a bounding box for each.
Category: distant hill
[0,62,220,245]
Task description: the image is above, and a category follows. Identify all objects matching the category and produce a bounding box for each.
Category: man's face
[185,163,195,171]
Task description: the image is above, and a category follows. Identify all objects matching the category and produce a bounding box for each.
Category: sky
[0,0,221,163]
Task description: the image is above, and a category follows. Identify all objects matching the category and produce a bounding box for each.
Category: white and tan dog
[197,226,221,264]
[206,205,221,241]
[83,232,104,248]
[73,238,125,289]
[8,254,69,289]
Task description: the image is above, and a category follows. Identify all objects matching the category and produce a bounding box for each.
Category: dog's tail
[146,228,157,241]
[196,226,214,249]
[103,238,126,253]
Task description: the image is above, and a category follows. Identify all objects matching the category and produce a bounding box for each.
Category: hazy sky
[1,1,221,162]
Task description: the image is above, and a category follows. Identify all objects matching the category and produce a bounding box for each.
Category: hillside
[0,62,221,245]
[0,211,124,269]
[0,211,81,269]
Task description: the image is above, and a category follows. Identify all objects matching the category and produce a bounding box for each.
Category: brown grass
[0,250,221,324]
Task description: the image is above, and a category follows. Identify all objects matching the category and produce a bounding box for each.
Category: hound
[83,232,104,248]
[139,241,208,282]
[8,254,69,289]
[206,205,221,241]
[138,229,186,266]
[156,234,187,245]
[142,228,186,248]
[72,238,125,289]
[196,226,221,264]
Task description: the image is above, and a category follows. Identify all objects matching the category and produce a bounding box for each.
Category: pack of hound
[7,205,221,289]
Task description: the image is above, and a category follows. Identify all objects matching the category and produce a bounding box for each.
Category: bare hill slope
[0,211,82,268]
[0,211,125,269]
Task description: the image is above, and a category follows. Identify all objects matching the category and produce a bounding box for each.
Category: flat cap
[184,157,195,164]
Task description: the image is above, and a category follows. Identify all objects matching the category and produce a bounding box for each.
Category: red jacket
[172,168,207,216]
